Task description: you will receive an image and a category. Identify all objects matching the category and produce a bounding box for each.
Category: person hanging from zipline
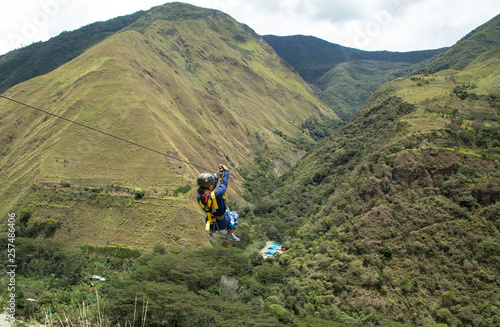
[197,164,239,247]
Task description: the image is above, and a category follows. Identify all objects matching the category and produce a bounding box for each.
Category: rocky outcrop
[391,148,498,205]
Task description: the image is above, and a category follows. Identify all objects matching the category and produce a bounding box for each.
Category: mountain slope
[413,13,500,74]
[249,38,500,325]
[263,35,445,121]
[313,59,422,121]
[263,35,445,83]
[0,3,337,249]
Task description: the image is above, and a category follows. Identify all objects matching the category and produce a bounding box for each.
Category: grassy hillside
[413,13,500,74]
[0,3,337,249]
[0,3,270,93]
[246,44,500,325]
[263,35,445,121]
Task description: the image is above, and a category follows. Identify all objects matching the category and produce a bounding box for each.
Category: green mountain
[0,2,337,249]
[313,60,419,122]
[263,35,446,121]
[249,33,500,326]
[414,13,500,74]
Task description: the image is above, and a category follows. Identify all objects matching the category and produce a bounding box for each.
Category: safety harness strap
[198,191,220,231]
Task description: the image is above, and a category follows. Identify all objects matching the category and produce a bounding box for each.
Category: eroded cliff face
[390,149,499,205]
[356,147,499,207]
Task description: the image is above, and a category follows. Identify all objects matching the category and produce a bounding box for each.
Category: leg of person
[222,230,232,247]
[221,234,229,247]
[227,211,239,242]
[225,229,240,242]
[221,211,239,246]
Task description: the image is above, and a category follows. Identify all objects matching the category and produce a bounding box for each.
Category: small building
[260,242,282,259]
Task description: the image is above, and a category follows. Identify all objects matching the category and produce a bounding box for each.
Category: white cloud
[0,0,166,54]
[0,0,499,55]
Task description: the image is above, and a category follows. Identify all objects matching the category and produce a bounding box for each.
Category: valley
[0,3,499,326]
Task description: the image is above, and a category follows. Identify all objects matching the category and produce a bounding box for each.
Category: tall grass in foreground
[42,290,148,327]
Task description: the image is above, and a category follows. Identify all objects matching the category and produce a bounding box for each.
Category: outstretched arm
[215,165,229,196]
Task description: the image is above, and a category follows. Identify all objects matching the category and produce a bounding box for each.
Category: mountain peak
[138,2,227,22]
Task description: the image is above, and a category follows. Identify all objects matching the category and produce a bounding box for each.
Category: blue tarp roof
[267,243,280,250]
[265,250,275,255]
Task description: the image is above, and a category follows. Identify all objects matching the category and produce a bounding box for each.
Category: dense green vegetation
[244,96,499,325]
[238,41,500,324]
[0,237,282,326]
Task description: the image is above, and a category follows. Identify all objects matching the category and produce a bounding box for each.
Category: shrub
[132,188,145,199]
[268,304,292,323]
[173,184,192,196]
[441,291,456,307]
[379,245,393,259]
[19,207,32,224]
[435,308,453,325]
[458,196,476,208]
[25,217,43,237]
[44,218,60,237]
[219,275,240,302]
[153,241,166,255]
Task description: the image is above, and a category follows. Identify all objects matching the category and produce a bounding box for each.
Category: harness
[198,191,224,231]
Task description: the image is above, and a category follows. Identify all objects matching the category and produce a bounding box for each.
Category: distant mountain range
[262,14,500,122]
[263,35,445,83]
[263,35,447,121]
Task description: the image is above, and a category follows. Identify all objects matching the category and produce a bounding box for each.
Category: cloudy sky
[1,0,499,55]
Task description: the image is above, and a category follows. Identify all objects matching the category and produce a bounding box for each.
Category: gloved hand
[219,164,229,172]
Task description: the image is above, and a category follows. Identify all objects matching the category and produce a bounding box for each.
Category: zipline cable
[0,94,244,180]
